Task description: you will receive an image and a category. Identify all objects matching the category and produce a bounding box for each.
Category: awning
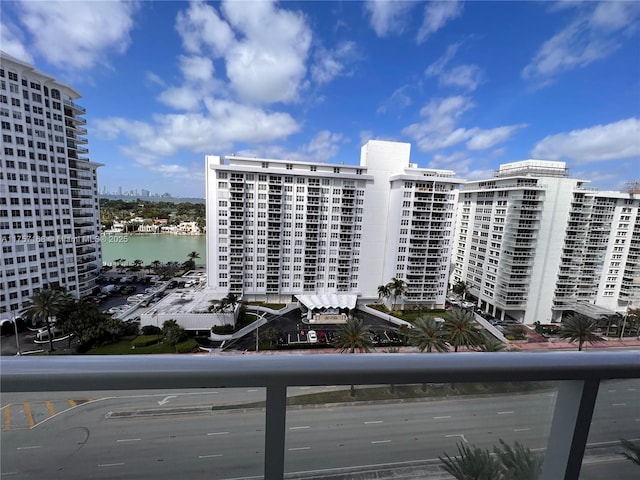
[295,294,357,311]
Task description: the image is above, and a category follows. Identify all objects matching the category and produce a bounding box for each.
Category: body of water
[101,234,206,266]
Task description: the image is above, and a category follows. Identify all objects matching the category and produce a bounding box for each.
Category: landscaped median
[87,335,198,354]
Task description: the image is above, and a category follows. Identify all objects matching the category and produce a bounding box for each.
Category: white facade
[0,52,102,314]
[205,140,461,305]
[452,160,639,324]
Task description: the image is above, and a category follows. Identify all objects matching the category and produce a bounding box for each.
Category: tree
[409,317,449,353]
[162,319,186,352]
[443,308,482,352]
[386,277,407,311]
[377,284,391,305]
[440,441,503,480]
[151,260,162,272]
[481,336,507,352]
[559,313,603,351]
[619,438,640,467]
[264,326,279,348]
[132,259,144,271]
[23,288,70,352]
[334,315,374,397]
[494,439,542,480]
[453,280,470,300]
[184,251,200,271]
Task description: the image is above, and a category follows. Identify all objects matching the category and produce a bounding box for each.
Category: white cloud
[426,43,483,91]
[145,72,166,88]
[16,0,137,70]
[360,130,374,145]
[175,1,234,56]
[522,2,640,82]
[417,1,464,44]
[403,96,526,152]
[237,130,346,163]
[0,19,33,64]
[364,1,415,37]
[221,0,312,104]
[311,41,358,85]
[531,118,640,163]
[377,85,413,113]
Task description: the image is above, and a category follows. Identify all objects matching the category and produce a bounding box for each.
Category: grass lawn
[87,336,198,354]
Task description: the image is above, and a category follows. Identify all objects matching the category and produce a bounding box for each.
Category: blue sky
[2,1,639,197]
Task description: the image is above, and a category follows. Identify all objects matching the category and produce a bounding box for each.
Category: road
[1,380,638,479]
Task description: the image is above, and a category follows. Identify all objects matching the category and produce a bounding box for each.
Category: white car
[307,330,318,343]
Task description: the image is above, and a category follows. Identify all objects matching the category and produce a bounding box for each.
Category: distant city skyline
[100,186,200,199]
[1,1,637,197]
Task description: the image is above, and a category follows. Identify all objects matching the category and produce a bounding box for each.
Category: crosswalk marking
[1,399,93,431]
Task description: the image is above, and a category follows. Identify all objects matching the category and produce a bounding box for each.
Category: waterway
[101,234,206,266]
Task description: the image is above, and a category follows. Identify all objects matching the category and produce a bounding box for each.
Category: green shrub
[132,335,161,348]
[141,325,162,336]
[211,325,235,335]
[175,338,198,353]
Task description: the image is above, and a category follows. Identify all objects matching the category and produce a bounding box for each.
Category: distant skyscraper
[0,52,102,314]
[141,189,150,197]
[118,186,122,195]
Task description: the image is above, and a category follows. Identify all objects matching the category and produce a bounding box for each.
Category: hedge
[132,335,162,348]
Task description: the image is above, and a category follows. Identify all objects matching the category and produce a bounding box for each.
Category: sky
[2,0,639,198]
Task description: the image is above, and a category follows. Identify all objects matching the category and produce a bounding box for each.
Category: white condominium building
[205,140,461,305]
[452,160,639,324]
[0,52,102,314]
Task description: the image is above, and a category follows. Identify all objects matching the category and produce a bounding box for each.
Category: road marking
[45,401,56,416]
[289,426,310,430]
[365,421,384,424]
[608,389,617,393]
[207,432,229,436]
[16,446,42,450]
[612,403,627,406]
[445,434,468,444]
[627,388,636,391]
[298,387,311,390]
[371,440,391,444]
[199,454,223,459]
[497,411,514,415]
[67,399,77,408]
[117,438,141,443]
[23,402,34,428]
[98,463,124,467]
[288,447,311,451]
[3,406,10,431]
[247,389,259,392]
[514,428,531,432]
[433,416,451,419]
[157,395,177,406]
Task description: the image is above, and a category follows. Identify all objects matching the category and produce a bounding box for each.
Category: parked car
[317,330,327,343]
[307,330,317,343]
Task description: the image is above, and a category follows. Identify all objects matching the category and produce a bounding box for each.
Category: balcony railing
[1,352,639,480]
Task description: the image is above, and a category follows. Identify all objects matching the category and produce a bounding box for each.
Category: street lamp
[0,314,21,355]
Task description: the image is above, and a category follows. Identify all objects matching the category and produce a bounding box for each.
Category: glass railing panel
[580,378,640,480]
[1,387,266,479]
[283,381,557,478]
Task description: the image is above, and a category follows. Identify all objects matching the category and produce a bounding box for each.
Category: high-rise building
[451,160,639,324]
[0,52,102,314]
[205,140,461,305]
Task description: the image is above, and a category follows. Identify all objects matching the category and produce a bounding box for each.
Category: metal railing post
[264,385,287,480]
[540,379,600,480]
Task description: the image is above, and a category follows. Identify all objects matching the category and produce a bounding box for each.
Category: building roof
[295,294,357,311]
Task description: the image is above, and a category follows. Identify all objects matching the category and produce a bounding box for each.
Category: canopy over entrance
[295,294,357,324]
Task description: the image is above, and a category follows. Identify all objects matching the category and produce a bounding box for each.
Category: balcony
[2,353,637,480]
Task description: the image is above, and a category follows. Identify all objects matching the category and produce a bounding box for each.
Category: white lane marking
[117,438,141,443]
[98,463,124,467]
[0,472,18,476]
[612,403,627,406]
[298,387,311,390]
[365,421,384,424]
[288,447,311,451]
[247,389,259,392]
[627,388,636,391]
[445,434,468,444]
[199,454,223,459]
[371,440,391,444]
[608,389,617,393]
[498,411,514,415]
[514,428,531,432]
[207,432,229,436]
[157,395,177,406]
[16,446,42,450]
[433,416,451,419]
[289,426,310,430]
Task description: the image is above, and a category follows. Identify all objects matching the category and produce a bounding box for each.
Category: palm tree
[619,438,640,466]
[23,288,69,352]
[386,277,407,311]
[494,439,542,480]
[453,280,470,300]
[151,260,162,272]
[440,441,503,480]
[443,308,482,352]
[559,313,603,351]
[409,317,449,352]
[334,316,374,397]
[377,284,391,306]
[481,336,507,352]
[132,259,143,271]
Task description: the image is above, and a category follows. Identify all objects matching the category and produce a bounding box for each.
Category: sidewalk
[512,337,640,351]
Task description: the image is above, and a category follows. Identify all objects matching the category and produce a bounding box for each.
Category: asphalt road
[2,379,638,479]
